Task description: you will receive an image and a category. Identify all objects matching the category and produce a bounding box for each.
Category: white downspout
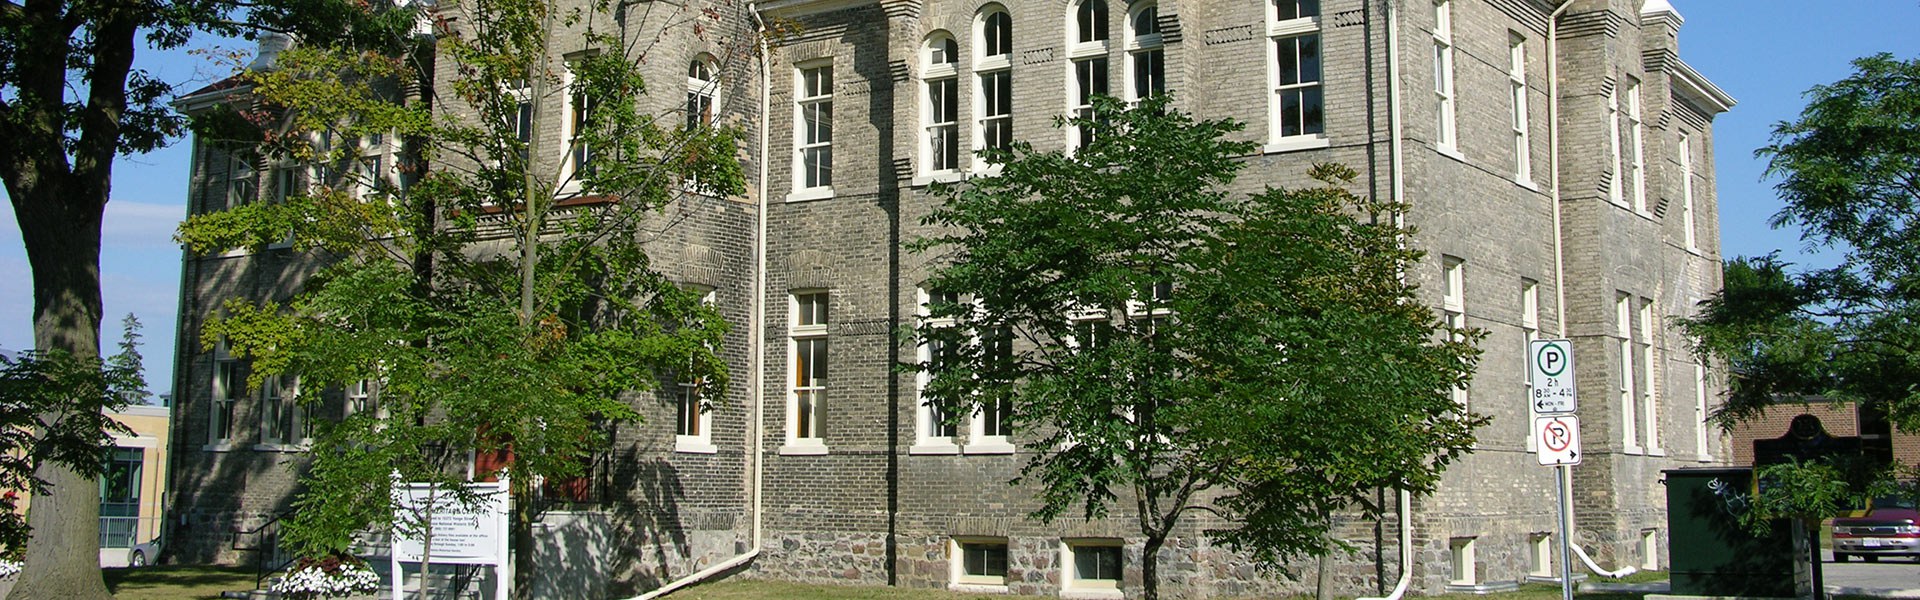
[626,6,772,598]
[1361,1,1411,598]
[1546,0,1636,581]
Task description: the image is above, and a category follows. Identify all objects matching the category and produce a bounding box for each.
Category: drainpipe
[625,6,772,598]
[1360,1,1410,597]
[1546,0,1636,581]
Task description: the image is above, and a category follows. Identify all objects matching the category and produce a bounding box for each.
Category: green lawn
[102,565,257,600]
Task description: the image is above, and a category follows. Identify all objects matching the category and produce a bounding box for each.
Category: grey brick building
[166,0,1734,597]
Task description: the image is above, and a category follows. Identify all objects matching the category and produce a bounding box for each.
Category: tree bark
[1141,533,1164,600]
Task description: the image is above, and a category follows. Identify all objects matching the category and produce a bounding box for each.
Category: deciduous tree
[913,96,1484,600]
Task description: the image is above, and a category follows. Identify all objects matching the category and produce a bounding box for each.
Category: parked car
[128,538,161,568]
[1833,496,1920,562]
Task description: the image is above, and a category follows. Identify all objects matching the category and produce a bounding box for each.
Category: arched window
[1125,2,1164,102]
[975,6,1014,165]
[1068,1,1112,148]
[922,32,960,173]
[686,55,720,129]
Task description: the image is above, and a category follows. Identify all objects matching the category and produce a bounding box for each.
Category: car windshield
[1874,496,1917,510]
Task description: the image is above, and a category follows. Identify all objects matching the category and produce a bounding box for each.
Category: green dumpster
[1664,467,1794,597]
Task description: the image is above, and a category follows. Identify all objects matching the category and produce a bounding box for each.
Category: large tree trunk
[10,185,112,600]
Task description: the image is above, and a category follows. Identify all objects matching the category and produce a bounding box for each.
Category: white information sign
[391,480,509,565]
[1536,415,1582,466]
[1528,339,1577,414]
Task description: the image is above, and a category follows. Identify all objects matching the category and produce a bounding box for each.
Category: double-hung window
[1125,3,1164,104]
[1509,33,1532,183]
[258,373,308,449]
[1639,298,1659,453]
[1617,293,1640,453]
[1442,257,1467,409]
[923,35,961,175]
[1607,83,1624,205]
[1068,0,1111,149]
[1432,0,1457,152]
[223,152,256,211]
[794,63,834,197]
[917,289,963,451]
[564,58,596,191]
[1680,132,1698,250]
[209,341,241,448]
[1521,279,1539,451]
[678,287,718,453]
[971,323,1015,451]
[787,292,829,451]
[508,78,534,172]
[1269,0,1323,148]
[976,8,1014,168]
[687,58,719,130]
[1625,78,1646,213]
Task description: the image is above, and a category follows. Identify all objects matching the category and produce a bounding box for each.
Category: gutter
[1360,2,1410,597]
[626,5,773,598]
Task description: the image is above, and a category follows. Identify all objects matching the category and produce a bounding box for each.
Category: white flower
[268,563,382,599]
[0,559,21,578]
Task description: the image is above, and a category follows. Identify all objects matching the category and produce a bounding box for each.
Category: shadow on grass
[103,564,257,597]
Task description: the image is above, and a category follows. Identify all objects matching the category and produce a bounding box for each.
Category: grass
[102,565,257,600]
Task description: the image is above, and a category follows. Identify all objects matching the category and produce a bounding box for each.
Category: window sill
[252,443,311,453]
[950,582,1009,594]
[1646,447,1666,457]
[202,442,238,452]
[1515,177,1539,192]
[1436,145,1467,163]
[911,172,965,188]
[1061,586,1125,600]
[779,443,830,456]
[1697,454,1715,463]
[785,187,835,203]
[1623,445,1644,456]
[970,164,1005,178]
[910,442,961,455]
[675,437,718,454]
[964,441,1017,455]
[1262,136,1330,154]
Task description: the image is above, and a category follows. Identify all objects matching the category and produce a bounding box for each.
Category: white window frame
[1694,360,1712,461]
[1443,257,1467,409]
[1640,297,1660,454]
[1607,83,1623,206]
[1450,536,1478,585]
[208,341,240,450]
[1123,2,1164,104]
[1061,539,1124,598]
[968,321,1016,454]
[784,291,829,454]
[224,152,256,210]
[1066,0,1111,150]
[921,34,962,179]
[560,57,596,196]
[1680,132,1698,251]
[686,56,720,130]
[1640,529,1660,570]
[790,62,835,202]
[1522,278,1539,451]
[974,6,1014,172]
[1626,78,1646,214]
[1266,0,1326,152]
[914,288,962,454]
[1617,293,1641,454]
[256,373,308,451]
[1528,533,1554,578]
[948,537,1011,592]
[1509,32,1532,184]
[677,287,719,454]
[1431,0,1457,154]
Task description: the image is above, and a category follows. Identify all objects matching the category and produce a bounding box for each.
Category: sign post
[1529,340,1579,600]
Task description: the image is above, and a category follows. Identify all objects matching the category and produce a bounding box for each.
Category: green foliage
[1681,54,1920,436]
[914,96,1485,592]
[1743,458,1854,536]
[176,0,745,560]
[0,317,148,556]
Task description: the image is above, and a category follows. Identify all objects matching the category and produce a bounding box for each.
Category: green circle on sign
[1536,343,1567,377]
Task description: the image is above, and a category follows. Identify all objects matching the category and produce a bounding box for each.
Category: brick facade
[167,0,1735,597]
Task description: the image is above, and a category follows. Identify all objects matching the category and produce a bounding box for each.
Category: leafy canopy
[913,96,1484,593]
[1681,54,1920,433]
[176,0,745,559]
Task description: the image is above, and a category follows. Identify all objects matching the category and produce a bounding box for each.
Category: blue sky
[2,1,1916,398]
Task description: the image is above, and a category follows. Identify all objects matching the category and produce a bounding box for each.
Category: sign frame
[1536,415,1582,466]
[1528,339,1578,414]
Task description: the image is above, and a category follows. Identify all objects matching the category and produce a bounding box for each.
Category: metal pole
[1557,464,1574,600]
